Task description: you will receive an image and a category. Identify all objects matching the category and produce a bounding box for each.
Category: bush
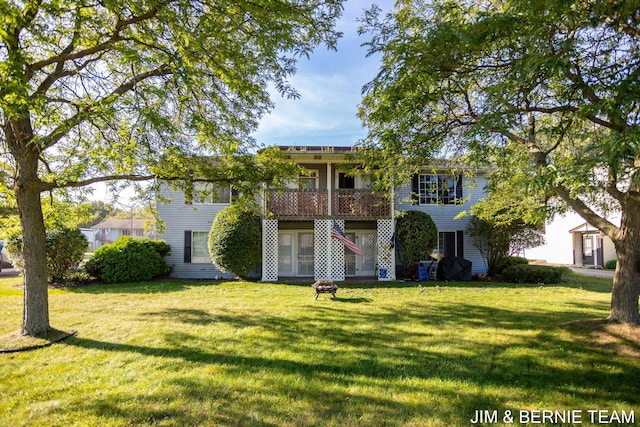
[396,211,438,277]
[3,228,88,282]
[604,259,617,270]
[85,236,171,283]
[46,229,88,282]
[501,264,569,284]
[208,203,261,279]
[499,256,529,273]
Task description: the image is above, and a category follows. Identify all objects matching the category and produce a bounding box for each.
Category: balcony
[266,189,390,219]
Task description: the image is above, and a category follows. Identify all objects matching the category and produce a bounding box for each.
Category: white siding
[156,185,235,279]
[395,174,489,275]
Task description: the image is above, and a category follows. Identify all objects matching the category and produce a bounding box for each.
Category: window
[437,231,464,259]
[190,182,231,204]
[191,231,210,263]
[414,174,462,204]
[184,231,210,264]
[338,172,355,189]
[299,170,319,190]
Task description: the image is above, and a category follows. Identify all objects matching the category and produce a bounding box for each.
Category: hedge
[501,264,569,284]
[85,237,171,283]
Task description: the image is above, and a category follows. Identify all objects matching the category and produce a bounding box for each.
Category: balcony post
[327,162,332,216]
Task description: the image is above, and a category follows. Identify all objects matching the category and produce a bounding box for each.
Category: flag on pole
[331,220,363,256]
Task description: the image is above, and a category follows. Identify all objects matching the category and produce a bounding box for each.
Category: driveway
[570,267,614,279]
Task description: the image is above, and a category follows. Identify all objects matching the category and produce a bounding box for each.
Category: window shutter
[456,174,463,200]
[456,230,464,258]
[184,230,192,263]
[411,174,419,204]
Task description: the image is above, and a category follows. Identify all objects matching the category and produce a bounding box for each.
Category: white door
[343,231,377,276]
[357,232,377,276]
[297,232,315,276]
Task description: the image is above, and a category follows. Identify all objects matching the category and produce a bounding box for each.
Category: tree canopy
[358,0,640,323]
[1,0,344,335]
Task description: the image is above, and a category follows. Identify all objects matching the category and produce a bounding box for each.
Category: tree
[395,210,438,277]
[1,0,344,336]
[208,202,262,279]
[359,0,640,324]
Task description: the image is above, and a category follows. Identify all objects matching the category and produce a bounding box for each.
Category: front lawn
[0,274,638,426]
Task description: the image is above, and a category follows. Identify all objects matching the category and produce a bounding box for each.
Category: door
[583,234,594,266]
[343,231,377,277]
[358,232,377,276]
[297,233,315,276]
[344,232,357,276]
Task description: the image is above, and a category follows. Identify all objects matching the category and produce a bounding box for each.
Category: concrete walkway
[570,267,614,279]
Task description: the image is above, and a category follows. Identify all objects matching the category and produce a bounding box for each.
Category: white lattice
[330,220,345,281]
[314,220,330,280]
[377,219,395,280]
[261,220,279,281]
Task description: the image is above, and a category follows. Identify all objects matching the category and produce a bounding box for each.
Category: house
[91,218,155,249]
[157,146,489,280]
[525,211,618,268]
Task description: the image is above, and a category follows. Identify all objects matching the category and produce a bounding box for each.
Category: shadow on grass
[62,299,640,427]
[64,279,227,294]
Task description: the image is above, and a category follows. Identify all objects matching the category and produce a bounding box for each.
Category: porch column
[377,218,396,281]
[327,162,332,216]
[313,219,346,281]
[262,219,279,281]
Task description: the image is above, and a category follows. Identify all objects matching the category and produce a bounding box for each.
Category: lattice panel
[262,220,279,281]
[314,220,330,280]
[377,219,395,280]
[331,219,345,281]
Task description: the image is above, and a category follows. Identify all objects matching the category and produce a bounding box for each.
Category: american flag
[331,220,363,256]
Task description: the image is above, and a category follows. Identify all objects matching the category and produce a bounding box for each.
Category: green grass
[0,273,638,426]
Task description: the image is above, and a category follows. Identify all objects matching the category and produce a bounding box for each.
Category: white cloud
[252,0,387,147]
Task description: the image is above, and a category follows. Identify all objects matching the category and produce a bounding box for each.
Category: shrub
[85,236,171,283]
[3,228,88,282]
[208,203,261,279]
[396,211,438,277]
[501,264,569,284]
[604,259,617,270]
[499,256,529,273]
[46,229,88,282]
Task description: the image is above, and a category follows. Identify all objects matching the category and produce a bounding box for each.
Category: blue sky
[252,0,385,147]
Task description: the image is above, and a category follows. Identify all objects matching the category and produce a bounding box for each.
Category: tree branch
[27,5,163,75]
[555,184,621,242]
[40,173,234,191]
[37,63,172,150]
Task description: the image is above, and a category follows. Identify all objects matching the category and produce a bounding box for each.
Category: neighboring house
[525,211,619,267]
[91,218,155,249]
[157,146,489,280]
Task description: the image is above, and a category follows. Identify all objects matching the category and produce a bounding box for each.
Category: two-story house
[157,146,488,280]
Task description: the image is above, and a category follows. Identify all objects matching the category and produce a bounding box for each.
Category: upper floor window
[298,170,319,190]
[414,174,462,205]
[190,182,231,204]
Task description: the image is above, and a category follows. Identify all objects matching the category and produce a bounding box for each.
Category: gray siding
[395,174,488,275]
[158,171,490,278]
[157,185,235,279]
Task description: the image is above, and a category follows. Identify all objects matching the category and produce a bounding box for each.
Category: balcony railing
[266,189,390,219]
[333,189,390,218]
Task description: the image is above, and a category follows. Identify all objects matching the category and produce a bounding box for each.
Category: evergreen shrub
[208,203,261,279]
[396,211,438,277]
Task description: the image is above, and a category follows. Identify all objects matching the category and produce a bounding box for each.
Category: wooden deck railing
[266,189,390,219]
[332,189,390,218]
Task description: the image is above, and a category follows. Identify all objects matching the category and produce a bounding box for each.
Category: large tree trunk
[610,208,640,324]
[6,118,51,336]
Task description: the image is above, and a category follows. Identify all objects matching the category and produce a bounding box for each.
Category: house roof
[92,219,148,230]
[569,222,600,233]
